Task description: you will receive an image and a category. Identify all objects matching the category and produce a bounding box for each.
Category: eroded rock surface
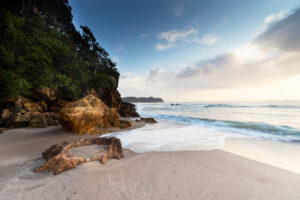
[59,95,120,135]
[35,137,124,175]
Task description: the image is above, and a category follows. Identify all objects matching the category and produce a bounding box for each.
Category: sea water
[105,101,300,173]
[107,101,300,151]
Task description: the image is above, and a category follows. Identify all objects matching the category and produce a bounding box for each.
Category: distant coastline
[122,97,164,103]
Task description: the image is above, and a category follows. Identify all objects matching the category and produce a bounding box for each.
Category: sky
[69,0,300,102]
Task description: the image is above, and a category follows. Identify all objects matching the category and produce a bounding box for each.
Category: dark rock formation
[136,117,157,123]
[118,119,132,129]
[119,102,140,117]
[123,96,164,103]
[100,89,122,112]
[35,137,124,175]
[59,95,120,135]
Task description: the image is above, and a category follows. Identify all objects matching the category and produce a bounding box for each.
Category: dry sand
[1,123,300,200]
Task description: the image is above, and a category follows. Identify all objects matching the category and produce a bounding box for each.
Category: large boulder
[59,95,120,135]
[119,102,140,117]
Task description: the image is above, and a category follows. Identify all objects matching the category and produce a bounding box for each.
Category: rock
[16,97,43,113]
[44,112,60,126]
[35,151,88,175]
[59,95,119,135]
[136,117,157,123]
[48,99,68,113]
[26,87,57,102]
[1,97,55,128]
[119,119,132,129]
[37,101,47,112]
[100,89,122,112]
[35,137,124,174]
[42,142,68,161]
[1,109,13,121]
[119,102,140,117]
[28,112,47,128]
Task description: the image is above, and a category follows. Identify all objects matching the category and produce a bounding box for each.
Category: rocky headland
[122,96,164,103]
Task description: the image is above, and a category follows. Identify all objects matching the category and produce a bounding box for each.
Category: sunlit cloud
[264,11,288,24]
[121,8,300,101]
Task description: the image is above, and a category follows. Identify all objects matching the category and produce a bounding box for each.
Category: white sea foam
[106,101,300,153]
[105,121,227,153]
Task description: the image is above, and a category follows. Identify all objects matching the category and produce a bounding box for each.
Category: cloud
[146,69,161,81]
[264,11,287,24]
[120,7,300,101]
[155,43,175,51]
[155,28,220,50]
[158,29,197,42]
[255,10,289,36]
[256,8,300,52]
[200,35,220,45]
[156,28,197,50]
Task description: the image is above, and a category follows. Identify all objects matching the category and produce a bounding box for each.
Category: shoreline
[1,123,300,199]
[223,137,300,175]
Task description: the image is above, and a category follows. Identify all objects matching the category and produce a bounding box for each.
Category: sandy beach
[1,125,300,200]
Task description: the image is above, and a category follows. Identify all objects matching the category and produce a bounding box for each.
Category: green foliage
[0,1,119,102]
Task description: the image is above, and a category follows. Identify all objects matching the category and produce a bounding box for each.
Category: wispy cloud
[158,29,197,42]
[155,28,197,50]
[200,35,220,45]
[155,43,174,51]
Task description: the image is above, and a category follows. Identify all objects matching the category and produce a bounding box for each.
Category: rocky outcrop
[0,97,60,128]
[34,137,124,175]
[25,87,57,102]
[119,102,140,117]
[59,95,120,135]
[118,119,132,129]
[136,117,157,123]
[2,97,43,128]
[100,89,122,112]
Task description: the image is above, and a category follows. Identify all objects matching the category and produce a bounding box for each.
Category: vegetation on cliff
[0,0,119,103]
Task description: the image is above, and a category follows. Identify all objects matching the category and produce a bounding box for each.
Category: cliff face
[0,0,123,116]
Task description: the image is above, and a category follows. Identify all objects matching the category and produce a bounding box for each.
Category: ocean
[105,101,300,173]
[107,101,300,151]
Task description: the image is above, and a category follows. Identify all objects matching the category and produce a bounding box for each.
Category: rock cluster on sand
[0,97,59,128]
[136,117,157,123]
[0,87,138,132]
[34,137,124,175]
[59,95,121,135]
